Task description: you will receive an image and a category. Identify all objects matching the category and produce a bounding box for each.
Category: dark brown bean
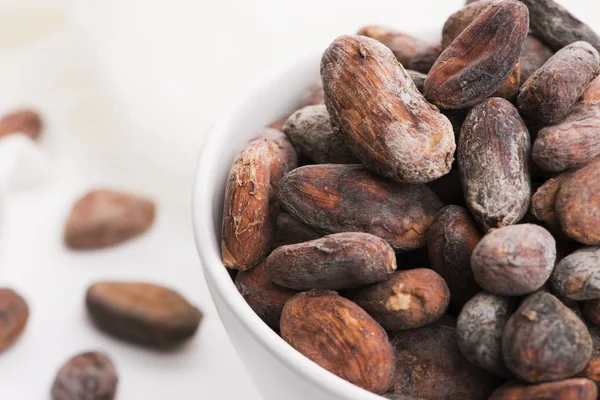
[519,35,554,85]
[552,246,600,301]
[282,105,358,164]
[0,288,29,352]
[64,189,156,250]
[387,317,498,399]
[281,290,394,394]
[357,26,431,67]
[502,291,592,383]
[457,292,517,377]
[518,41,600,126]
[354,268,449,331]
[235,262,296,330]
[265,232,396,290]
[51,352,118,400]
[458,98,531,231]
[278,164,443,252]
[471,224,556,296]
[427,205,481,313]
[272,212,321,248]
[424,0,529,109]
[441,0,493,50]
[489,378,597,400]
[556,158,600,245]
[86,282,203,348]
[520,0,600,51]
[322,34,455,183]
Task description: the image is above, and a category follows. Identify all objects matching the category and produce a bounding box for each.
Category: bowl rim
[191,53,386,400]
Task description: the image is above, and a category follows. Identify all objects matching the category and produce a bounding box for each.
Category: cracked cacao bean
[471,224,556,296]
[458,97,531,231]
[322,34,455,183]
[518,41,600,126]
[427,205,481,313]
[502,291,592,383]
[353,268,449,331]
[425,0,528,109]
[280,290,394,394]
[277,164,443,251]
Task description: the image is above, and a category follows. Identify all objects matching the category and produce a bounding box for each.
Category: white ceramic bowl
[192,54,387,400]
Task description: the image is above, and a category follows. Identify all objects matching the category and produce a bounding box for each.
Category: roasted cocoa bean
[51,352,118,400]
[425,0,529,109]
[534,101,600,172]
[0,109,42,140]
[86,281,203,348]
[531,171,574,233]
[427,205,481,313]
[265,232,396,290]
[583,74,600,101]
[357,26,431,67]
[322,35,455,183]
[282,104,358,164]
[556,159,600,245]
[235,262,296,330]
[520,0,600,51]
[0,288,28,352]
[518,41,600,126]
[471,224,556,296]
[489,378,598,400]
[519,35,554,85]
[353,268,449,331]
[441,0,493,49]
[277,164,443,251]
[408,44,441,74]
[458,97,531,231]
[280,290,394,394]
[221,133,297,270]
[457,293,517,377]
[272,211,320,248]
[64,189,156,250]
[502,291,592,383]
[387,317,498,399]
[552,246,600,301]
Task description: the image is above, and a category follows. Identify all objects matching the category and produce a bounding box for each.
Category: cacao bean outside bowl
[192,54,385,400]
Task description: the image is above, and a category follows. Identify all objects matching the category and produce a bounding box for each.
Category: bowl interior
[192,53,386,399]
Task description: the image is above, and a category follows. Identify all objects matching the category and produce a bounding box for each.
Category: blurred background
[0,0,596,398]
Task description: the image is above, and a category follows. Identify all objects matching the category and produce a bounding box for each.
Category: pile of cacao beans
[222,0,600,398]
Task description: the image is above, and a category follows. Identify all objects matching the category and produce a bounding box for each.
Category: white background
[0,0,598,399]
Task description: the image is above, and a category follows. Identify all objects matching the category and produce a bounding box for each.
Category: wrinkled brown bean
[502,291,592,383]
[281,290,394,394]
[64,189,156,250]
[265,232,396,290]
[457,292,517,377]
[408,44,441,74]
[354,268,449,331]
[424,0,528,109]
[518,41,600,126]
[427,205,481,313]
[458,97,531,231]
[235,262,296,330]
[86,282,203,348]
[520,0,600,51]
[322,34,455,183]
[552,246,600,301]
[556,158,600,245]
[272,212,320,248]
[357,26,431,66]
[520,35,554,85]
[489,378,598,400]
[282,105,358,164]
[221,133,297,270]
[534,101,600,172]
[278,164,443,251]
[441,0,493,50]
[0,288,29,352]
[531,171,574,233]
[387,317,498,399]
[51,352,118,400]
[471,224,556,296]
